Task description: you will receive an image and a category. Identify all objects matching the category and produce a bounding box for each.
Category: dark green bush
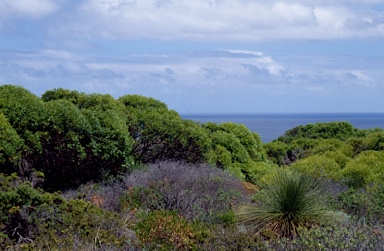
[42,88,127,112]
[120,94,211,164]
[0,85,46,175]
[278,121,358,144]
[0,113,24,169]
[264,141,289,165]
[204,122,266,179]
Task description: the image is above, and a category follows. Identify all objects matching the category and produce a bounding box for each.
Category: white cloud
[0,48,379,93]
[70,0,382,41]
[0,47,381,112]
[0,0,59,19]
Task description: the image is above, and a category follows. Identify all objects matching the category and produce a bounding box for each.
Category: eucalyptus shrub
[278,121,358,144]
[0,85,46,174]
[204,122,265,180]
[0,113,24,169]
[119,94,211,164]
[42,88,127,112]
[288,155,341,181]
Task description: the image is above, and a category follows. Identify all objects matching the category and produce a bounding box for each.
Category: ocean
[181,113,384,143]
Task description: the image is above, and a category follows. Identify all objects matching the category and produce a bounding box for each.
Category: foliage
[42,88,127,112]
[0,173,138,250]
[0,86,137,190]
[204,122,265,179]
[264,141,289,165]
[277,121,358,144]
[242,161,278,185]
[197,225,265,251]
[288,155,341,180]
[80,109,134,177]
[267,221,383,251]
[1,84,383,250]
[0,85,46,136]
[0,113,24,168]
[217,122,265,162]
[135,210,197,250]
[122,161,246,223]
[119,94,211,164]
[237,169,331,238]
[339,150,384,189]
[0,85,46,175]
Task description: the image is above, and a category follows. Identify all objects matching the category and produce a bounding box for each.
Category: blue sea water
[181,113,384,143]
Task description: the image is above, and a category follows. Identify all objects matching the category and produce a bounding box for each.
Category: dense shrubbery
[122,161,246,223]
[1,85,266,189]
[277,121,359,143]
[1,84,383,250]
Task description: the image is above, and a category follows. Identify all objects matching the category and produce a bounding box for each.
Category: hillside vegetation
[0,85,383,250]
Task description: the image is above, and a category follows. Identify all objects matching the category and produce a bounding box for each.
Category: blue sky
[0,0,382,113]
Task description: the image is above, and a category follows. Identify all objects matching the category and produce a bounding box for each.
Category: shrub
[135,210,197,250]
[122,161,246,223]
[119,95,211,164]
[0,85,46,174]
[288,155,341,181]
[267,220,383,251]
[242,161,278,184]
[237,169,331,238]
[339,150,384,189]
[277,121,358,144]
[347,131,384,155]
[216,122,265,162]
[0,113,24,168]
[0,173,139,250]
[264,141,289,165]
[204,122,266,179]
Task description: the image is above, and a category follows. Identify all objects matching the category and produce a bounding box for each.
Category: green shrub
[119,94,211,164]
[264,141,289,165]
[204,122,266,179]
[339,150,384,189]
[278,121,358,144]
[338,186,384,221]
[217,122,265,162]
[42,88,127,112]
[0,85,46,174]
[0,113,24,168]
[347,131,384,155]
[288,155,341,180]
[242,161,278,184]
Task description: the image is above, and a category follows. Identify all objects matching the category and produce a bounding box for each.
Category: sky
[0,0,382,114]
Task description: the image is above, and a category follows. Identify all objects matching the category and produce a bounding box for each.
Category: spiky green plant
[237,169,330,238]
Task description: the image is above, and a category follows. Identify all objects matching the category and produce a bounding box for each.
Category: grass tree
[237,169,331,238]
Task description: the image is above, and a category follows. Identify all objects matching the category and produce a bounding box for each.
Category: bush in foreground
[122,161,246,223]
[237,169,331,238]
